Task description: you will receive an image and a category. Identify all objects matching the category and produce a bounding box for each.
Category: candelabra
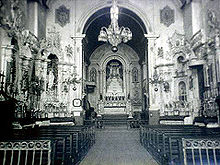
[149,68,169,92]
[98,0,132,52]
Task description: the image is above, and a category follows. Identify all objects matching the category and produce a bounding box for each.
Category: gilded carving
[47,26,61,49]
[157,47,164,58]
[168,31,190,55]
[207,9,219,34]
[65,44,73,57]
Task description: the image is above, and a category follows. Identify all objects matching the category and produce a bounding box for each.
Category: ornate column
[102,69,106,100]
[125,68,129,97]
[98,68,102,98]
[144,34,160,125]
[71,34,85,124]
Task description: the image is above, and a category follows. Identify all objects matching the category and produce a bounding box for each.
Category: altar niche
[104,59,126,114]
[106,60,123,94]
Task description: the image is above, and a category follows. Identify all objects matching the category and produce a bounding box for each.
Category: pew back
[140,125,220,165]
[0,124,96,165]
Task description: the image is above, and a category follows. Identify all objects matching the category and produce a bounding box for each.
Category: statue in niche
[207,10,219,33]
[106,60,123,93]
[163,81,170,92]
[21,71,29,94]
[110,0,119,29]
[48,69,54,90]
[47,54,58,91]
[90,68,96,82]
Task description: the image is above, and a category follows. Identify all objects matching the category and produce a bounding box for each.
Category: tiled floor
[80,126,158,165]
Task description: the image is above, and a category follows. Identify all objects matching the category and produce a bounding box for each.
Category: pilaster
[71,34,85,124]
[216,47,220,84]
[144,33,160,125]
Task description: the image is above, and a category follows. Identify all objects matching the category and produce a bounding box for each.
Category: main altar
[87,44,142,115]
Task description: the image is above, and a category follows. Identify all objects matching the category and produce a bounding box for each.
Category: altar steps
[102,114,128,126]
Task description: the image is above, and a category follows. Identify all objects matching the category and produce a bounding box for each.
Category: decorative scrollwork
[183,139,220,149]
[0,140,51,150]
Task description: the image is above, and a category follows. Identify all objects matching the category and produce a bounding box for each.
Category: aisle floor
[79,126,158,165]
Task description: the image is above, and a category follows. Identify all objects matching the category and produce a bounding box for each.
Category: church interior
[0,0,220,164]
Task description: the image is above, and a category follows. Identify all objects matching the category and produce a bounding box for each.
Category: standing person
[215,95,220,125]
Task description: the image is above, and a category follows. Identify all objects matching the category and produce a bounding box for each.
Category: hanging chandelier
[98,0,132,52]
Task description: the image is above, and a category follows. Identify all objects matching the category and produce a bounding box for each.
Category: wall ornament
[55,5,70,27]
[160,5,175,27]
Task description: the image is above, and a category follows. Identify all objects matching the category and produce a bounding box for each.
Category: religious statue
[48,69,54,90]
[163,81,170,92]
[90,68,96,82]
[215,29,220,47]
[207,10,219,32]
[110,0,119,29]
[106,61,123,94]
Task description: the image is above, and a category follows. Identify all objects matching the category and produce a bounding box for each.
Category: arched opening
[82,7,147,63]
[82,6,149,118]
[178,81,187,102]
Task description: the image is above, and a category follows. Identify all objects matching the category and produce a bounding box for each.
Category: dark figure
[215,95,220,116]
[82,95,91,120]
[0,91,17,139]
[90,107,96,120]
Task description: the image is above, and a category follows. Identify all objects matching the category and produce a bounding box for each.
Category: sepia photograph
[0,0,220,164]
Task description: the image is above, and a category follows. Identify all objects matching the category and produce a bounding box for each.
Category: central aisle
[80,126,158,165]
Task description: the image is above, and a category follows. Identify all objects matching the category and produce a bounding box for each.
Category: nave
[80,126,158,165]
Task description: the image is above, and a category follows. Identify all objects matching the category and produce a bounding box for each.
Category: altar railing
[183,138,220,165]
[0,140,51,165]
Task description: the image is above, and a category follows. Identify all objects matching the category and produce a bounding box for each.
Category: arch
[77,0,153,34]
[102,54,127,71]
[90,44,139,64]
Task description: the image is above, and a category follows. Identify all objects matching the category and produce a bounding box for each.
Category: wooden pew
[1,124,95,165]
[140,125,220,165]
[35,125,95,164]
